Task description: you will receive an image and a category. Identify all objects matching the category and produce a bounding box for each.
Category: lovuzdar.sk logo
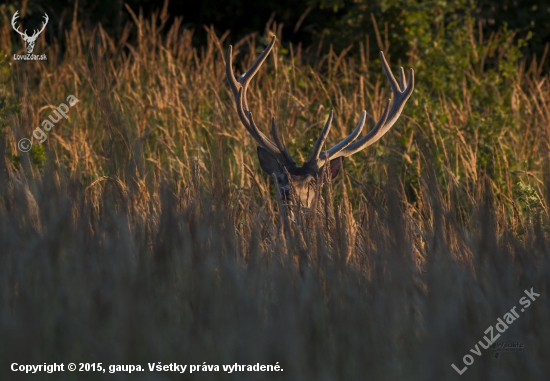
[11,10,48,61]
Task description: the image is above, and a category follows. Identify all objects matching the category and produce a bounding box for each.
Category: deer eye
[310,179,317,187]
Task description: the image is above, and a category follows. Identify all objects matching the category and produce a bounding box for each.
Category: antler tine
[245,105,295,166]
[326,99,391,160]
[236,87,279,153]
[11,11,26,37]
[237,37,276,116]
[226,36,276,101]
[318,110,367,162]
[35,13,49,36]
[376,51,414,139]
[306,110,334,169]
[242,36,276,81]
[398,66,406,91]
[225,45,240,100]
[271,118,295,164]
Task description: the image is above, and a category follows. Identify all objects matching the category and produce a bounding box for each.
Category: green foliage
[0,52,20,135]
[30,144,46,168]
[515,181,542,218]
[308,1,548,67]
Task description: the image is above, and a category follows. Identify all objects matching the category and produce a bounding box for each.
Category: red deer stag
[226,36,414,208]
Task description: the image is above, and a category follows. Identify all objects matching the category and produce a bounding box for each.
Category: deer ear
[328,157,343,179]
[257,147,282,176]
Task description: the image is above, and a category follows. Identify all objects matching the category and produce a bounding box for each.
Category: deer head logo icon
[11,11,49,54]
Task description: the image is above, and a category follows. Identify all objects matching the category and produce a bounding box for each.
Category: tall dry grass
[0,8,549,381]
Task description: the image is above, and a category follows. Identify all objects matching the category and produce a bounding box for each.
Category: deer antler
[11,11,26,38]
[11,11,49,40]
[29,13,49,39]
[226,36,414,173]
[307,52,414,169]
[226,36,297,168]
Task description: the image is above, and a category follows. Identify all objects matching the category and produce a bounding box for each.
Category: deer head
[11,11,49,54]
[226,36,414,208]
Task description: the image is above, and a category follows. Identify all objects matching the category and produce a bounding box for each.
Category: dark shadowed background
[1,0,549,66]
